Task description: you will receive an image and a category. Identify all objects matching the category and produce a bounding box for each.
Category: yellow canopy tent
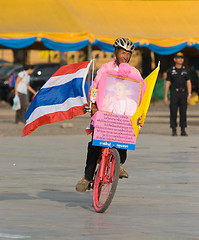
[63,0,199,45]
[0,0,199,54]
[0,0,91,50]
[0,0,88,40]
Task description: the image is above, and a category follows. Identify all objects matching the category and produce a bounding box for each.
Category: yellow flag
[131,63,160,137]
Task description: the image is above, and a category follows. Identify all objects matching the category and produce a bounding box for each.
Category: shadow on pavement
[0,193,37,201]
[37,188,95,212]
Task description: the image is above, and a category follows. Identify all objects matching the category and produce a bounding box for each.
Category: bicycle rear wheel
[93,148,120,213]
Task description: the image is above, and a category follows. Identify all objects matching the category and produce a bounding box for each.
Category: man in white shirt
[15,65,37,124]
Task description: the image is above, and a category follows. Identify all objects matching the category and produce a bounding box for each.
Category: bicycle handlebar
[84,104,91,113]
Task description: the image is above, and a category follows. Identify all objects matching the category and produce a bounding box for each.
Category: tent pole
[87,43,92,60]
[59,51,66,65]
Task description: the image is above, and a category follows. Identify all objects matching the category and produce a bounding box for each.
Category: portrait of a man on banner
[101,74,142,116]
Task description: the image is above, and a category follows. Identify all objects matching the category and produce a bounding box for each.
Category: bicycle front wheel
[93,148,120,213]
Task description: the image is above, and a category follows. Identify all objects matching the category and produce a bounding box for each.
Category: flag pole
[157,61,160,71]
[91,57,95,86]
[89,58,95,110]
[81,59,94,112]
[82,60,92,101]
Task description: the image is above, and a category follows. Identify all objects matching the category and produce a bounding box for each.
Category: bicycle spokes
[93,148,120,213]
[97,159,115,207]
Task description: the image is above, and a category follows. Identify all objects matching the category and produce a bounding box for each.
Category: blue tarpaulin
[41,38,90,52]
[0,37,198,55]
[0,37,37,49]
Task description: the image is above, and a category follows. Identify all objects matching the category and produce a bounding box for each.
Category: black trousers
[170,91,187,129]
[84,139,127,180]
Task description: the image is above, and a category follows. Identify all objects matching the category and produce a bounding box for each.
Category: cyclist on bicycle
[76,37,144,192]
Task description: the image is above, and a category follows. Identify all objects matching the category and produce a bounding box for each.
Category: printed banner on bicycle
[92,74,143,150]
[93,111,136,150]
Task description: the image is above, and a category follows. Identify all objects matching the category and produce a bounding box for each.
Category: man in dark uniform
[164,52,192,136]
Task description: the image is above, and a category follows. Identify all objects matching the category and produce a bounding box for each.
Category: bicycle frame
[98,147,109,180]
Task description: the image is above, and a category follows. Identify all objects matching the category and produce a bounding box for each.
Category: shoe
[172,129,177,136]
[119,164,128,179]
[75,177,90,192]
[181,128,188,136]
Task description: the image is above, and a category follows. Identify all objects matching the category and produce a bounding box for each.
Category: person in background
[14,65,37,124]
[164,52,192,136]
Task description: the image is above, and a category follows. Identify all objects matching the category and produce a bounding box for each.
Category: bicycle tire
[93,148,120,213]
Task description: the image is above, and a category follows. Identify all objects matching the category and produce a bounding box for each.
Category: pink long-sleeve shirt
[91,60,143,90]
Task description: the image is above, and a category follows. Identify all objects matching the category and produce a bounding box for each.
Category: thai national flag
[23,61,92,136]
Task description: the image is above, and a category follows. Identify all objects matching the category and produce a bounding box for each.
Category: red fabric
[52,61,90,77]
[23,105,85,136]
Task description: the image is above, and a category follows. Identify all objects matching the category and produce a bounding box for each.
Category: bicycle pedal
[88,180,94,190]
[84,104,91,113]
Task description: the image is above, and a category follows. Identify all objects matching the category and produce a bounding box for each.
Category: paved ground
[0,101,199,240]
[0,100,199,137]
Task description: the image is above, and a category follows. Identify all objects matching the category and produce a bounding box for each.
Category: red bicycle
[90,147,120,213]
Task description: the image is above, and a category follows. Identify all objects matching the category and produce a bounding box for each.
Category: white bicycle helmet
[113,37,135,53]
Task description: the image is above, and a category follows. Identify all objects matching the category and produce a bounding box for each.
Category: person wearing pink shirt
[76,37,146,192]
